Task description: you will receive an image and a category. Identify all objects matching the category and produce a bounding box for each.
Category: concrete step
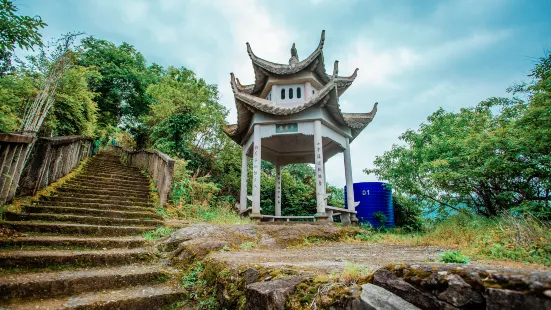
[0,236,147,249]
[0,248,154,269]
[32,201,155,211]
[2,283,185,309]
[39,196,153,208]
[52,192,150,204]
[73,174,149,184]
[4,212,163,227]
[2,221,156,236]
[74,176,149,187]
[66,177,150,189]
[63,180,149,192]
[58,185,150,198]
[82,167,137,174]
[84,161,131,167]
[93,170,147,179]
[0,265,173,300]
[23,205,161,220]
[82,163,139,171]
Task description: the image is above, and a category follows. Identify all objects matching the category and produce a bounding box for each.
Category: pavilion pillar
[344,137,358,223]
[275,163,282,217]
[239,146,248,213]
[250,124,262,220]
[251,124,262,220]
[313,120,328,221]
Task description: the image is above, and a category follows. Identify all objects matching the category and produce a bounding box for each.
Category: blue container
[344,182,394,228]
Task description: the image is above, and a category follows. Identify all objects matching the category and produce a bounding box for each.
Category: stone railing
[110,146,175,206]
[17,136,94,197]
[0,134,94,204]
[0,133,36,204]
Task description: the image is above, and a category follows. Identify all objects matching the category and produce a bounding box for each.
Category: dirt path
[212,243,445,273]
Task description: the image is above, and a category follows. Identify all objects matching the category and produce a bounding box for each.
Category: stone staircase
[0,152,184,309]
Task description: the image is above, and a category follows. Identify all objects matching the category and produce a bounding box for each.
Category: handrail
[0,134,94,204]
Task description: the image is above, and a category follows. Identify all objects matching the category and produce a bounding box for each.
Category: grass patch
[338,261,371,284]
[239,241,256,250]
[175,261,218,309]
[352,212,551,266]
[143,226,173,241]
[440,250,470,264]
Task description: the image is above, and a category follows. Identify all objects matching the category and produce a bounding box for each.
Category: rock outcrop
[370,264,551,310]
[350,283,420,310]
[246,276,304,310]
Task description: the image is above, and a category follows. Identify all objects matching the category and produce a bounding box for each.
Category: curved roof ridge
[246,30,325,74]
[232,74,255,94]
[334,68,359,96]
[342,102,378,128]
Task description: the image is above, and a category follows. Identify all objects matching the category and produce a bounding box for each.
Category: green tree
[254,163,318,216]
[366,53,551,218]
[42,64,100,136]
[145,66,236,186]
[78,37,157,126]
[0,70,36,132]
[0,0,47,74]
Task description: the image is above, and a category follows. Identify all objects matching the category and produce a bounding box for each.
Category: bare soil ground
[162,223,550,274]
[212,243,444,273]
[212,241,551,273]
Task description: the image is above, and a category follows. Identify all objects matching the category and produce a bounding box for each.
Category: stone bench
[239,205,356,225]
[326,206,357,225]
[261,215,316,222]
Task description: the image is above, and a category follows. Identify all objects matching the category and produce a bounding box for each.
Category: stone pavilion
[223,30,377,222]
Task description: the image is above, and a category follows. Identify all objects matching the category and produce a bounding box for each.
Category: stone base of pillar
[314,213,329,223]
[351,215,359,225]
[249,213,263,222]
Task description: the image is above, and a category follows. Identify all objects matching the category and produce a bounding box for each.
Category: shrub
[164,159,248,224]
[373,211,387,227]
[393,193,424,231]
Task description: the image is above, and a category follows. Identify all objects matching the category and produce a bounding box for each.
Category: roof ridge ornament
[289,43,299,65]
[333,60,339,78]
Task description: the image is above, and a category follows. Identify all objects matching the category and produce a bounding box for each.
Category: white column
[272,85,279,104]
[314,120,327,219]
[344,137,357,221]
[239,146,248,212]
[275,163,282,216]
[323,161,328,207]
[252,124,262,216]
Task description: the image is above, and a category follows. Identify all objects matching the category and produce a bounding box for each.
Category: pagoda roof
[245,30,359,97]
[223,73,377,145]
[247,30,329,94]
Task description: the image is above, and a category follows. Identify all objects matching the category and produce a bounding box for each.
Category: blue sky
[16,0,551,187]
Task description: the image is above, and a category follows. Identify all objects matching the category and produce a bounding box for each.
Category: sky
[16,0,551,188]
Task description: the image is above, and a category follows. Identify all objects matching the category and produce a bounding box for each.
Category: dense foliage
[0,0,46,75]
[4,0,550,227]
[78,37,158,128]
[0,1,339,216]
[367,53,551,220]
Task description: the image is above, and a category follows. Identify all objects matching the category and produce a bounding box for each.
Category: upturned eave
[223,73,378,144]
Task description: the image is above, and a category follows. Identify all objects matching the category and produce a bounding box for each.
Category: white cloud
[34,0,531,191]
[342,40,420,88]
[339,30,510,91]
